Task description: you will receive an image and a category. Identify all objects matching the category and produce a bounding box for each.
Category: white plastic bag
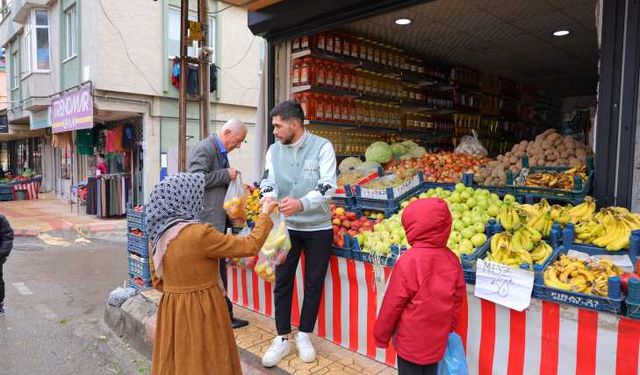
[254,212,291,283]
[455,130,488,158]
[227,226,258,269]
[223,174,248,224]
[107,287,137,307]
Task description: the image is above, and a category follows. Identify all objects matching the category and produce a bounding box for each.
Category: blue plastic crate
[351,238,399,266]
[127,234,149,257]
[126,208,146,231]
[462,223,562,285]
[626,301,640,319]
[128,274,152,291]
[562,224,640,257]
[354,172,426,212]
[128,254,151,279]
[533,244,627,314]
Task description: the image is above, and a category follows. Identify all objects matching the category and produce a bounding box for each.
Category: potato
[556,158,569,166]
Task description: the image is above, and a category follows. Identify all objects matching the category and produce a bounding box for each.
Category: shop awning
[247,0,429,41]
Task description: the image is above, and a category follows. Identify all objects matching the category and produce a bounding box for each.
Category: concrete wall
[91,0,163,97]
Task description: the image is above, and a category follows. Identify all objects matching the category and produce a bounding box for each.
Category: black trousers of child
[0,256,5,305]
[274,229,332,335]
[398,356,439,375]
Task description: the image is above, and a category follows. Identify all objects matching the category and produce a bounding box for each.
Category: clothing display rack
[86,173,130,217]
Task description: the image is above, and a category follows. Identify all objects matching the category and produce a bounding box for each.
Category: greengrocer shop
[235,0,640,373]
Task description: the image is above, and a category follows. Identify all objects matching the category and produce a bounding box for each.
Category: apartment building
[0,0,262,212]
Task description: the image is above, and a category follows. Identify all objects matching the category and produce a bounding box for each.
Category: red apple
[342,220,351,229]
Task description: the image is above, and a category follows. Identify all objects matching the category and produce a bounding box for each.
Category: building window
[0,0,12,22]
[167,6,215,59]
[23,9,50,74]
[10,50,18,89]
[64,4,77,60]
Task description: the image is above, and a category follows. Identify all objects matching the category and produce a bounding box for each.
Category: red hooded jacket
[374,198,465,365]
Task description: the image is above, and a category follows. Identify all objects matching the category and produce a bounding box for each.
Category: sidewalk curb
[104,295,156,360]
[13,222,128,237]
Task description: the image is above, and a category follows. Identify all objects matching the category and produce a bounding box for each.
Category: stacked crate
[126,207,152,290]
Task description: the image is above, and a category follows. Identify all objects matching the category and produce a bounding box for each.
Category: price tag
[474,259,534,311]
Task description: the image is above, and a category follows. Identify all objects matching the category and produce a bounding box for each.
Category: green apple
[453,219,465,231]
[466,197,477,208]
[449,192,461,203]
[504,194,516,204]
[462,215,473,227]
[419,192,429,199]
[490,193,500,201]
[474,222,485,233]
[487,205,500,217]
[460,191,471,201]
[459,239,474,254]
[455,183,466,192]
[471,233,487,247]
[461,227,475,239]
[451,210,462,220]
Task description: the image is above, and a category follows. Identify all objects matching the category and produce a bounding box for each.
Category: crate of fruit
[351,239,399,267]
[512,156,594,205]
[462,223,562,285]
[127,232,149,258]
[128,274,152,291]
[331,234,354,259]
[128,253,151,279]
[126,206,146,231]
[562,220,640,253]
[534,244,632,313]
[354,172,426,212]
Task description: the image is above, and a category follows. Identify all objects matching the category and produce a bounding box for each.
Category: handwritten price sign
[474,259,534,311]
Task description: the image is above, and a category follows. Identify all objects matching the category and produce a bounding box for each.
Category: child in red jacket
[374,198,466,375]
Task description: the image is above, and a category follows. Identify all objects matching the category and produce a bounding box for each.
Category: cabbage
[409,146,427,158]
[365,142,393,164]
[401,140,420,151]
[338,157,363,172]
[390,143,407,157]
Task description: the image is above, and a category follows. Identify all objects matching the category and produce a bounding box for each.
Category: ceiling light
[395,18,412,26]
[553,30,570,37]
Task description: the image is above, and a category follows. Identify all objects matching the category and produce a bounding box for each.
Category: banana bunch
[574,207,640,251]
[485,227,553,268]
[498,204,524,231]
[519,199,571,236]
[544,255,621,296]
[526,211,553,237]
[568,196,596,224]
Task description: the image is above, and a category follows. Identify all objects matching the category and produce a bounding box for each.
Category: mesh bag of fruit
[227,227,258,269]
[223,174,248,225]
[454,130,488,158]
[254,212,291,283]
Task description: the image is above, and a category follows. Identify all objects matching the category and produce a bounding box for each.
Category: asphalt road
[0,233,151,375]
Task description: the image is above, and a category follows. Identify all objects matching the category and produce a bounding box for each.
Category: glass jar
[317,32,326,51]
[292,37,301,52]
[291,59,301,86]
[334,34,342,56]
[316,60,325,86]
[326,32,334,54]
[300,35,309,50]
[299,58,311,86]
[325,63,335,88]
[299,93,315,120]
[334,65,343,89]
[315,94,325,120]
[342,35,351,57]
[359,38,368,60]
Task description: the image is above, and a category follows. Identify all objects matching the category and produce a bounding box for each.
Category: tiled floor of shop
[233,306,397,375]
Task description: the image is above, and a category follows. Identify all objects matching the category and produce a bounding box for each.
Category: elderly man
[188,118,249,329]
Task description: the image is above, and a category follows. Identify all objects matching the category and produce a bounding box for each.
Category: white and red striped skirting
[227,255,640,374]
[12,181,40,200]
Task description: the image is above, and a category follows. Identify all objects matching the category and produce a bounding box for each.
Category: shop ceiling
[343,0,598,97]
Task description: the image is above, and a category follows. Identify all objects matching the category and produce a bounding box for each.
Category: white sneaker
[295,332,316,363]
[262,336,291,368]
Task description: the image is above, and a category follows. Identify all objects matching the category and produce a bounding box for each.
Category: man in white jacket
[260,100,337,367]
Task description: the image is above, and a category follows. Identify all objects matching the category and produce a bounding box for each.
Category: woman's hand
[260,200,279,215]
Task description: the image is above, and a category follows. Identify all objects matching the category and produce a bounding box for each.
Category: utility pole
[178,0,188,172]
[178,0,211,172]
[199,0,210,140]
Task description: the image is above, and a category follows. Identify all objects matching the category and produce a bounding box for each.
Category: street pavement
[0,233,151,375]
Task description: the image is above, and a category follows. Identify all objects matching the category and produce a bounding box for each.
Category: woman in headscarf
[146,173,276,375]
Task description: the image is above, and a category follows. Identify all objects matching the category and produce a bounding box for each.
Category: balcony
[11,0,48,24]
[0,8,21,46]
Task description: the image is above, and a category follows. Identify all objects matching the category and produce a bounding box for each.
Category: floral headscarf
[145,173,205,253]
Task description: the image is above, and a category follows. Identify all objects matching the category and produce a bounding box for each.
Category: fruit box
[334,170,380,196]
[351,238,398,267]
[126,208,146,231]
[533,244,629,314]
[332,233,354,259]
[562,224,640,254]
[356,172,425,201]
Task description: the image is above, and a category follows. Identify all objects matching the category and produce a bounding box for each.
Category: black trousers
[0,256,5,305]
[398,356,439,375]
[219,258,233,318]
[274,229,332,335]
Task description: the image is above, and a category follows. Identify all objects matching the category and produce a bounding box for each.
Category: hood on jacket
[401,198,452,248]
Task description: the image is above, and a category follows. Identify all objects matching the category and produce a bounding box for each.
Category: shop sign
[30,108,50,130]
[0,114,7,133]
[51,86,93,134]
